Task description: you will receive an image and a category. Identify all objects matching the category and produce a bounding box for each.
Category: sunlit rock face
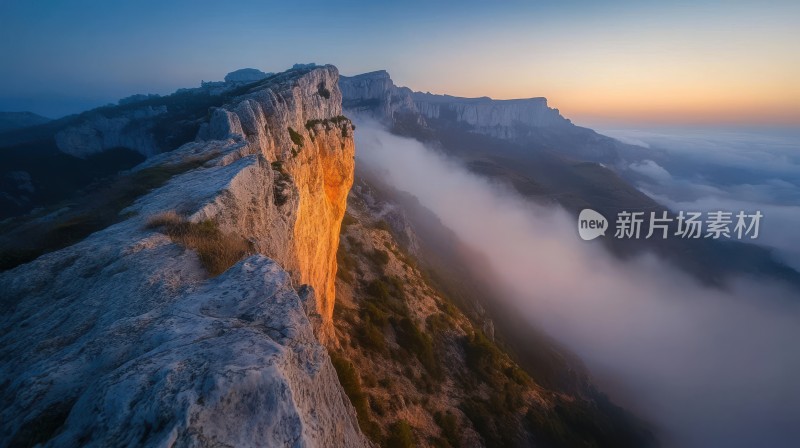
[196,65,355,341]
[0,66,364,447]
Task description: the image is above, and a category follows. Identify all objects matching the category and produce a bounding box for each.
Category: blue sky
[1,0,797,125]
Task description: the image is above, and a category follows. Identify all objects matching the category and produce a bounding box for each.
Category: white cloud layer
[356,121,800,448]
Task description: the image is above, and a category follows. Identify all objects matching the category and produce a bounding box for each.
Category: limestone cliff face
[0,66,365,447]
[339,70,572,139]
[195,65,354,340]
[411,92,571,138]
[339,70,417,121]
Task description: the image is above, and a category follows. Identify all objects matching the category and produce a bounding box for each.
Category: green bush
[317,82,331,99]
[434,411,461,448]
[367,248,390,267]
[337,242,358,282]
[366,279,391,301]
[386,420,414,448]
[395,317,442,380]
[361,301,389,327]
[369,394,386,416]
[287,126,304,147]
[372,219,392,232]
[358,316,387,353]
[341,212,358,228]
[346,235,363,251]
[463,330,501,380]
[329,351,382,442]
[460,398,515,448]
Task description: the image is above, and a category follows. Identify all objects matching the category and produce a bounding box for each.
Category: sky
[0,0,798,125]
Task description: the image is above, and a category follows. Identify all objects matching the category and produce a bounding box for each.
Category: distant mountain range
[339,70,800,288]
[0,111,51,133]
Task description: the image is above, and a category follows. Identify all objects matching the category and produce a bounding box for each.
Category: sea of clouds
[355,121,800,448]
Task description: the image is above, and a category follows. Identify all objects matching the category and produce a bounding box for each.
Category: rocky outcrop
[224,68,272,83]
[54,106,167,158]
[0,66,365,447]
[339,71,417,121]
[411,92,571,138]
[340,70,571,139]
[194,66,355,341]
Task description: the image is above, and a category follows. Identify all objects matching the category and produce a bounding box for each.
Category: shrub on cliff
[287,126,304,147]
[329,351,382,442]
[146,212,252,276]
[386,420,414,448]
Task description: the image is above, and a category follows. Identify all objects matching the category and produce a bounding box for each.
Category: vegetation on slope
[328,181,656,448]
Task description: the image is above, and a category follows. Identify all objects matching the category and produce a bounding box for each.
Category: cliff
[340,70,571,139]
[411,92,572,138]
[339,70,417,121]
[0,66,366,447]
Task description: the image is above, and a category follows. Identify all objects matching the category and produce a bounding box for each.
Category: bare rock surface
[0,66,366,447]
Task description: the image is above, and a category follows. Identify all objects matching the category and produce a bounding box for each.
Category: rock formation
[340,70,571,139]
[193,66,355,340]
[411,92,572,138]
[55,105,167,158]
[339,70,417,121]
[0,65,365,447]
[224,67,272,83]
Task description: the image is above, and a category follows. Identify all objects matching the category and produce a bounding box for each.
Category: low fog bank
[600,127,800,270]
[355,121,800,448]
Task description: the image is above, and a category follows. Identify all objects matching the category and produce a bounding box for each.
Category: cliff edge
[0,66,366,447]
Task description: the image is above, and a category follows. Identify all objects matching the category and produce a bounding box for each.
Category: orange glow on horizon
[408,78,800,126]
[394,7,800,127]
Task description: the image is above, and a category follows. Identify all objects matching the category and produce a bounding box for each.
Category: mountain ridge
[339,69,800,288]
[0,65,367,447]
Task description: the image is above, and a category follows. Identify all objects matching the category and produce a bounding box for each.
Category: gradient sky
[0,0,797,125]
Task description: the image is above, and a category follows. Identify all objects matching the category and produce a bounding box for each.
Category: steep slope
[0,66,365,447]
[329,174,656,448]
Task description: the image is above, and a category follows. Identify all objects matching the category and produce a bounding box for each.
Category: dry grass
[147,211,252,276]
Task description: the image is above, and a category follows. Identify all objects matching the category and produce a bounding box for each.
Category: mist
[354,121,800,448]
[603,126,800,270]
